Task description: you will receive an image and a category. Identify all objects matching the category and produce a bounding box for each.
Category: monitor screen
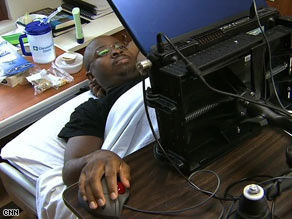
[108,0,267,55]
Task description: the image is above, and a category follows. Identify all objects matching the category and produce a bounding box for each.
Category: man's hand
[89,79,105,97]
[79,150,130,209]
[86,72,105,97]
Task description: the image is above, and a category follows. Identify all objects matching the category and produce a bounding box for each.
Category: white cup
[19,21,56,64]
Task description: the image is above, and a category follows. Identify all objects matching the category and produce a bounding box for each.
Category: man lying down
[57,35,157,215]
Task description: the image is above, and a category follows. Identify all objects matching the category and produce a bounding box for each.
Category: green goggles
[95,43,127,57]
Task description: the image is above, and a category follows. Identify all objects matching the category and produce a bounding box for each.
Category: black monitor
[108,0,268,56]
[108,0,292,173]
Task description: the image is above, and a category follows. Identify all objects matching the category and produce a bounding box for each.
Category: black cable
[120,76,225,216]
[258,176,292,185]
[218,200,226,219]
[129,7,292,215]
[271,199,276,219]
[158,33,292,118]
[141,74,236,203]
[121,75,226,216]
[141,75,189,183]
[225,200,237,219]
[137,34,274,204]
[252,0,288,112]
[188,169,221,196]
[227,209,237,219]
[271,52,292,57]
[124,198,226,217]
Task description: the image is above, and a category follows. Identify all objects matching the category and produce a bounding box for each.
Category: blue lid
[25,21,52,35]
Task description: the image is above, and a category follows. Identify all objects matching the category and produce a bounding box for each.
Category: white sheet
[1,91,95,181]
[102,77,157,157]
[1,78,158,218]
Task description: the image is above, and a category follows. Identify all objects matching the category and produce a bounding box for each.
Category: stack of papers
[62,0,113,20]
[90,0,113,17]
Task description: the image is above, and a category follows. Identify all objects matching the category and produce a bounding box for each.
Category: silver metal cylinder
[136,59,152,76]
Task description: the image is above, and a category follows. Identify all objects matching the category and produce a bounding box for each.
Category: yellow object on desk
[16,14,47,32]
[26,64,74,95]
[24,12,32,24]
[0,73,29,87]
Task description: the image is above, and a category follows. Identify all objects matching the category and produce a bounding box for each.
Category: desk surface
[0,47,88,138]
[0,13,124,138]
[63,127,292,219]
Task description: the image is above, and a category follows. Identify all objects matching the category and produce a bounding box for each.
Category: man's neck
[105,75,141,94]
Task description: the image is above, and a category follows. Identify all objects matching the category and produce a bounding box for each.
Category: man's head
[84,36,138,93]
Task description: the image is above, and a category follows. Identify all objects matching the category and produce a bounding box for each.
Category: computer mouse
[286,144,292,168]
[78,178,129,219]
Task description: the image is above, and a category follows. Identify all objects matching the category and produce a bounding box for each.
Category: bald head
[83,35,139,92]
[83,36,113,71]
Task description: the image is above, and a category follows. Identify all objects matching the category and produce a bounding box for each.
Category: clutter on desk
[31,8,74,30]
[19,20,56,64]
[26,62,74,95]
[44,6,63,25]
[29,7,89,37]
[0,37,35,87]
[16,13,47,32]
[1,33,28,46]
[55,52,83,74]
[62,0,113,20]
[0,72,30,87]
[72,7,84,44]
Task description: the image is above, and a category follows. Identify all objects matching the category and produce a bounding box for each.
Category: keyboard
[161,24,292,77]
[162,33,261,76]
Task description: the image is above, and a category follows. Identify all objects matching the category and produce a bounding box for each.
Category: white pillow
[0,91,95,181]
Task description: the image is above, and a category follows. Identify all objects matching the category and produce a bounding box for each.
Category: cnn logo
[3,209,19,217]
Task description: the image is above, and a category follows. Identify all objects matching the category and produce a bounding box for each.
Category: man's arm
[62,136,130,209]
[62,135,103,185]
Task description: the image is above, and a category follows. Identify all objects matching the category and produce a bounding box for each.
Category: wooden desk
[63,127,292,218]
[0,47,88,139]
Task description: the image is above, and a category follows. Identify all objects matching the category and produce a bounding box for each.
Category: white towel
[102,77,158,157]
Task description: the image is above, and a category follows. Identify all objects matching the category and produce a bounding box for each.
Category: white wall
[0,0,62,34]
[0,0,109,35]
[5,0,62,20]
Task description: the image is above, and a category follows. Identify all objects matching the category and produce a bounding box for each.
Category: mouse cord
[141,73,236,202]
[124,76,225,216]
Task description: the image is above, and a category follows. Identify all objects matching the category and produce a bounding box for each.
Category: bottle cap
[25,21,51,35]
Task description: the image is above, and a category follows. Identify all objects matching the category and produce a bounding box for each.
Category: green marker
[72,7,84,44]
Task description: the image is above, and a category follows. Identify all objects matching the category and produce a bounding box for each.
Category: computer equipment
[108,0,268,56]
[108,0,292,173]
[77,178,129,218]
